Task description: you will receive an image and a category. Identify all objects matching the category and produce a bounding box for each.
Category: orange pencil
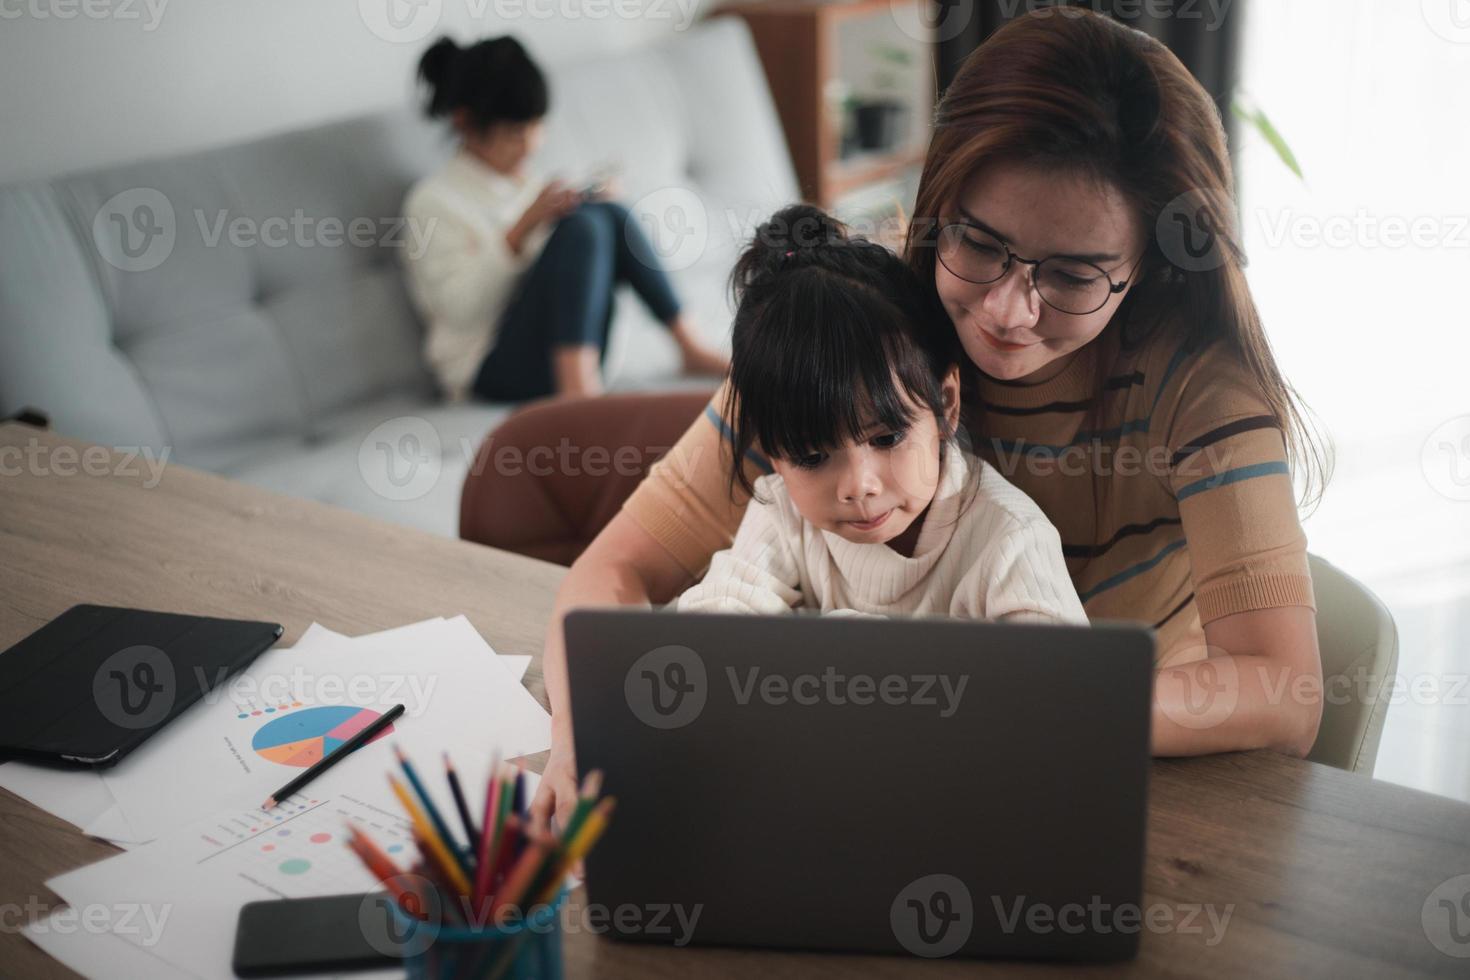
[345,834,427,920]
[345,822,402,882]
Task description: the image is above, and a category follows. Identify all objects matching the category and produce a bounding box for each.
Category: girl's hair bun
[730,203,850,303]
[417,35,547,127]
[417,37,463,117]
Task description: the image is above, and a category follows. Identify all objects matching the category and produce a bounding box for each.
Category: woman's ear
[940,363,962,432]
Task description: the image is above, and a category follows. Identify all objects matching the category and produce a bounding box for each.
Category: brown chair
[460,389,716,566]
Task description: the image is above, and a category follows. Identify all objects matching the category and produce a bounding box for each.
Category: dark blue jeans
[472,200,682,402]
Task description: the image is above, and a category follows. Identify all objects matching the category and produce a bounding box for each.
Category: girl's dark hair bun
[731,203,853,303]
[417,37,462,116]
[417,35,548,128]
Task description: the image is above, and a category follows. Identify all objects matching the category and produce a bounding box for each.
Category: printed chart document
[47,791,440,980]
[98,616,550,841]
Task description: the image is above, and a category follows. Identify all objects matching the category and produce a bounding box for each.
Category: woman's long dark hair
[723,204,972,512]
[904,8,1329,511]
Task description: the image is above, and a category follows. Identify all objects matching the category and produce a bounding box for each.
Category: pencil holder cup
[394,887,567,980]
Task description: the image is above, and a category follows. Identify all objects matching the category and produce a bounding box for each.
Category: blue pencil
[394,746,474,878]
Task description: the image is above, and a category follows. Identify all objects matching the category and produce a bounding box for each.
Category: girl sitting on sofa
[401,35,728,403]
[675,204,1087,624]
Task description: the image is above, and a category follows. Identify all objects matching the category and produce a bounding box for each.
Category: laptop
[565,609,1154,962]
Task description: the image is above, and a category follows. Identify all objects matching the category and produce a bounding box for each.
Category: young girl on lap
[675,205,1086,625]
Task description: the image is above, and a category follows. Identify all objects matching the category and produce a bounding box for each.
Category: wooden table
[3,421,1469,979]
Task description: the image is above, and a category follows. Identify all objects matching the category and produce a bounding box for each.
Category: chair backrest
[1306,553,1398,774]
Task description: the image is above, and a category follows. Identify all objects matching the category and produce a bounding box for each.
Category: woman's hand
[587,174,623,202]
[505,180,581,256]
[530,179,583,225]
[529,730,581,831]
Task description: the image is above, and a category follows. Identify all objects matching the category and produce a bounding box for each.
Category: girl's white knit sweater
[676,447,1089,624]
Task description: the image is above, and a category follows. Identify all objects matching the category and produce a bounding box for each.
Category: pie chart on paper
[251,706,395,768]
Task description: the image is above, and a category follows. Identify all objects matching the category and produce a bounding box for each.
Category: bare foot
[552,345,605,399]
[679,342,730,377]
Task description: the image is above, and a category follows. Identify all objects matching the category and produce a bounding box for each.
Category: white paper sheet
[0,761,116,831]
[99,617,551,841]
[49,778,539,980]
[24,912,196,980]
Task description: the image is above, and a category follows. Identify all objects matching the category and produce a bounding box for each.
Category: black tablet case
[0,604,282,766]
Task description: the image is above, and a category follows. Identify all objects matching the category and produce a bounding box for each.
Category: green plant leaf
[1231,96,1304,182]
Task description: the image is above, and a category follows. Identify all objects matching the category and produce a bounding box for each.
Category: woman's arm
[531,383,761,824]
[533,511,694,825]
[1152,606,1322,757]
[1149,340,1325,758]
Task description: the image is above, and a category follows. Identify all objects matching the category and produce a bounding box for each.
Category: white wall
[0,0,713,184]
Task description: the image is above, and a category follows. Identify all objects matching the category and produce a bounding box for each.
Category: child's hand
[823,608,888,620]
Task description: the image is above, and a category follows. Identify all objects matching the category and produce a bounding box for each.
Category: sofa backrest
[0,17,797,470]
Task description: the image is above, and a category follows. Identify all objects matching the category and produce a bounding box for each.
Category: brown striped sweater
[621,324,1316,665]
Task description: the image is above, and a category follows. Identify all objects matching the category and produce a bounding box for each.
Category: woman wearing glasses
[517,8,1329,825]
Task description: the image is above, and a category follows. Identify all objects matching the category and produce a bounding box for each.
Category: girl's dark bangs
[739,283,930,461]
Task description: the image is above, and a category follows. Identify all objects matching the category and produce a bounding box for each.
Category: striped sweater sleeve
[620,379,768,578]
[1153,340,1316,623]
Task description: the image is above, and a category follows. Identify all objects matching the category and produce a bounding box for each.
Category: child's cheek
[892,440,942,504]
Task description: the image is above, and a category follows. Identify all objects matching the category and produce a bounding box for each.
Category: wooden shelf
[716,0,935,210]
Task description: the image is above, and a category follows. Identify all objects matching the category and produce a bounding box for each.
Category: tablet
[0,604,282,766]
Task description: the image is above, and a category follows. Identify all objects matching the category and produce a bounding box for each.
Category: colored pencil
[343,828,426,919]
[486,829,554,921]
[388,774,472,895]
[444,752,477,846]
[260,703,404,809]
[479,758,514,910]
[395,746,474,879]
[530,798,616,907]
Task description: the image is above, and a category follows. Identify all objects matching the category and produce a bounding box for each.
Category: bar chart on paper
[251,706,397,768]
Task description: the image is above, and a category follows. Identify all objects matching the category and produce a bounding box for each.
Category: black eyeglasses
[935,222,1140,316]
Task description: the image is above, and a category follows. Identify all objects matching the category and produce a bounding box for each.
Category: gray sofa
[0,17,798,536]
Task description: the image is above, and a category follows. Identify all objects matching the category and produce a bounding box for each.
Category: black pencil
[261,703,406,809]
[444,752,478,847]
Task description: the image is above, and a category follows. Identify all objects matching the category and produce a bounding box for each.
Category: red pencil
[471,760,506,914]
